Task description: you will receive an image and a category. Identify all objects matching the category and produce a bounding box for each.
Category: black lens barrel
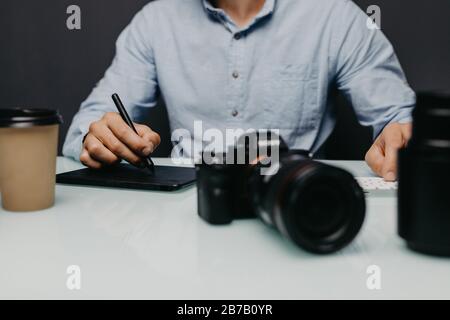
[410,93,450,148]
[398,92,450,256]
[252,157,366,254]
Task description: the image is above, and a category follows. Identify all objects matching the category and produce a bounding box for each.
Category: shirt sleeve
[334,0,416,139]
[62,8,158,160]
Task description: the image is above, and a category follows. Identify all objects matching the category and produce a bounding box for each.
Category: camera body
[196,147,308,225]
[196,132,366,254]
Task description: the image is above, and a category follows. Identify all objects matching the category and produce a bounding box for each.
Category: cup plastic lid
[0,108,63,128]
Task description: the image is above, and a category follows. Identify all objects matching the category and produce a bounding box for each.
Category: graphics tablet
[56,164,196,191]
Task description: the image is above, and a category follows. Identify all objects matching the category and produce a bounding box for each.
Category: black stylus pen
[112,93,155,174]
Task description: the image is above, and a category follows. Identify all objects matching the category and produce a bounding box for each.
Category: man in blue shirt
[63,0,415,181]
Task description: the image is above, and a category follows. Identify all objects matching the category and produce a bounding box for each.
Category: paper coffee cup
[0,109,62,212]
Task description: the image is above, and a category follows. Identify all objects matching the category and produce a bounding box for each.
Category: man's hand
[80,112,161,169]
[365,122,412,181]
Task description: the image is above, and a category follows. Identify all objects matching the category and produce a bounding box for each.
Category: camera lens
[398,92,450,256]
[410,92,450,149]
[251,155,365,254]
[291,178,347,237]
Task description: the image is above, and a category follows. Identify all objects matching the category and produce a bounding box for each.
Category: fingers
[91,125,143,166]
[104,113,155,157]
[82,112,160,169]
[365,123,410,181]
[401,122,413,144]
[83,134,120,165]
[365,140,385,178]
[381,125,404,181]
[136,124,161,150]
[80,148,103,169]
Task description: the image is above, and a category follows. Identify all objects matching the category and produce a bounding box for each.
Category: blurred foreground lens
[398,92,450,256]
[254,160,366,254]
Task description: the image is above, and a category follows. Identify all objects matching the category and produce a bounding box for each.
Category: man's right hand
[80,112,161,169]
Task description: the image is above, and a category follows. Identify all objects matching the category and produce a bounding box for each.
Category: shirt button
[234,33,242,40]
[231,110,239,117]
[232,71,239,79]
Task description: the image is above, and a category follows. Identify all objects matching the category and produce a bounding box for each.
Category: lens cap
[0,108,63,128]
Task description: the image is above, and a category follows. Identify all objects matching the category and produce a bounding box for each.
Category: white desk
[0,157,448,299]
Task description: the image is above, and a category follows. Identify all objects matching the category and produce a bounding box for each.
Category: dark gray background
[1,0,449,159]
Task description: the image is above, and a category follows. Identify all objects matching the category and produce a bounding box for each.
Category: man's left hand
[365,122,412,181]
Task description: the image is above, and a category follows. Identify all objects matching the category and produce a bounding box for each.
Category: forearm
[334,1,415,139]
[63,7,158,161]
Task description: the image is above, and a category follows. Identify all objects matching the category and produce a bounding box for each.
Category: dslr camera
[195,131,366,254]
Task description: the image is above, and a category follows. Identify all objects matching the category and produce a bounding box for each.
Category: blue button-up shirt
[63,0,415,160]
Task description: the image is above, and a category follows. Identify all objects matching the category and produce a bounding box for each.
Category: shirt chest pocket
[259,63,319,131]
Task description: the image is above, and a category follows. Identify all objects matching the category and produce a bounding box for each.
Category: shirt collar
[202,0,276,28]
